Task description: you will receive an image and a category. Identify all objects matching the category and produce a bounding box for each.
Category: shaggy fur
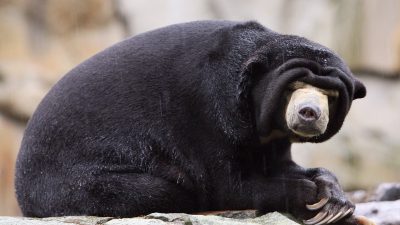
[15,20,366,224]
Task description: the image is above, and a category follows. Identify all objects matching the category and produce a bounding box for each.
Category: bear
[15,20,369,225]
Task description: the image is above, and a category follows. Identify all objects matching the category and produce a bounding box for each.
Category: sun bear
[15,20,370,225]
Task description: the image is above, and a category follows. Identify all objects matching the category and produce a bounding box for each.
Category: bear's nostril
[298,105,320,121]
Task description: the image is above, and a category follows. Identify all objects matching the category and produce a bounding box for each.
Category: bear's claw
[303,211,328,224]
[315,213,334,225]
[303,201,354,225]
[306,197,329,210]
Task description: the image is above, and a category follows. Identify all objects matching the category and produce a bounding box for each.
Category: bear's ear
[353,78,366,99]
[243,54,268,78]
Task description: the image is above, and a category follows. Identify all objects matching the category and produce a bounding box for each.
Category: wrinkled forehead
[289,81,339,98]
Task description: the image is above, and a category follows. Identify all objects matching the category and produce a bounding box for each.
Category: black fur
[15,20,366,224]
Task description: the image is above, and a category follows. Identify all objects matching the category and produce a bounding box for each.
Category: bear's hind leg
[27,172,198,217]
[79,172,198,217]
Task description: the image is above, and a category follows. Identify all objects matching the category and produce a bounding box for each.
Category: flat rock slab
[0,216,113,225]
[355,200,400,225]
[0,212,299,225]
[142,211,299,225]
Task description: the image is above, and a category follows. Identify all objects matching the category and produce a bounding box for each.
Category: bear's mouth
[258,85,339,144]
[285,81,339,142]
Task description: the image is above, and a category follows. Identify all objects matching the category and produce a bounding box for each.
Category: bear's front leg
[212,173,321,221]
[301,167,355,225]
[265,160,359,225]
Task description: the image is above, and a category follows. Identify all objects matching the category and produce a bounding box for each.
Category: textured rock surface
[372,183,400,201]
[144,211,299,225]
[348,183,400,224]
[0,212,300,225]
[0,116,23,215]
[0,216,113,225]
[118,0,400,75]
[355,200,400,225]
[0,0,125,121]
[348,183,400,204]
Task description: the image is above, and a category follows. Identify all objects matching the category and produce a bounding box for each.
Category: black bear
[15,20,369,225]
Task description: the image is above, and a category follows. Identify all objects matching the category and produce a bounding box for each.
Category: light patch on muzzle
[286,82,338,138]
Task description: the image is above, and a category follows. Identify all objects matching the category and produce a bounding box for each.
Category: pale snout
[286,87,329,138]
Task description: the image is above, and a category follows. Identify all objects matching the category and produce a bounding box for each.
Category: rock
[0,0,125,122]
[355,200,400,225]
[350,184,400,225]
[104,218,169,225]
[0,216,112,225]
[25,0,118,35]
[347,190,371,204]
[0,62,51,122]
[0,212,300,225]
[0,115,23,215]
[118,0,400,76]
[200,210,258,219]
[144,211,299,225]
[372,183,400,201]
[117,0,216,35]
[348,183,400,204]
[356,0,400,76]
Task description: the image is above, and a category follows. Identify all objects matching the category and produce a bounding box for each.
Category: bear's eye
[328,96,338,111]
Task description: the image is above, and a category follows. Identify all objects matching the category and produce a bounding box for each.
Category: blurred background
[0,0,399,216]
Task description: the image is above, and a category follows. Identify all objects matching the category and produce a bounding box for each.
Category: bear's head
[284,81,339,142]
[250,58,366,144]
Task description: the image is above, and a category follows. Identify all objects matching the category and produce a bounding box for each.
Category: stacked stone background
[0,0,399,216]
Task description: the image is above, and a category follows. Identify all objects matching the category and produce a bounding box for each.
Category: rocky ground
[350,183,400,225]
[0,212,298,225]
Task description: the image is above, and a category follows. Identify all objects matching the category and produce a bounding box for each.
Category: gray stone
[348,183,400,204]
[355,200,400,225]
[373,183,400,201]
[144,211,299,225]
[118,0,400,75]
[0,115,23,215]
[0,212,300,225]
[347,190,370,204]
[202,210,258,219]
[105,218,169,225]
[0,216,112,225]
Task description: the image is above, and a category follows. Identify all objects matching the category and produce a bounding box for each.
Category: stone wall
[118,0,400,76]
[0,0,399,216]
[0,0,126,215]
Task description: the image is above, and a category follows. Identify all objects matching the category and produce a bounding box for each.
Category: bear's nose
[298,104,321,121]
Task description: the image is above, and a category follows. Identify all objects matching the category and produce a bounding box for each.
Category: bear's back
[15,20,266,195]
